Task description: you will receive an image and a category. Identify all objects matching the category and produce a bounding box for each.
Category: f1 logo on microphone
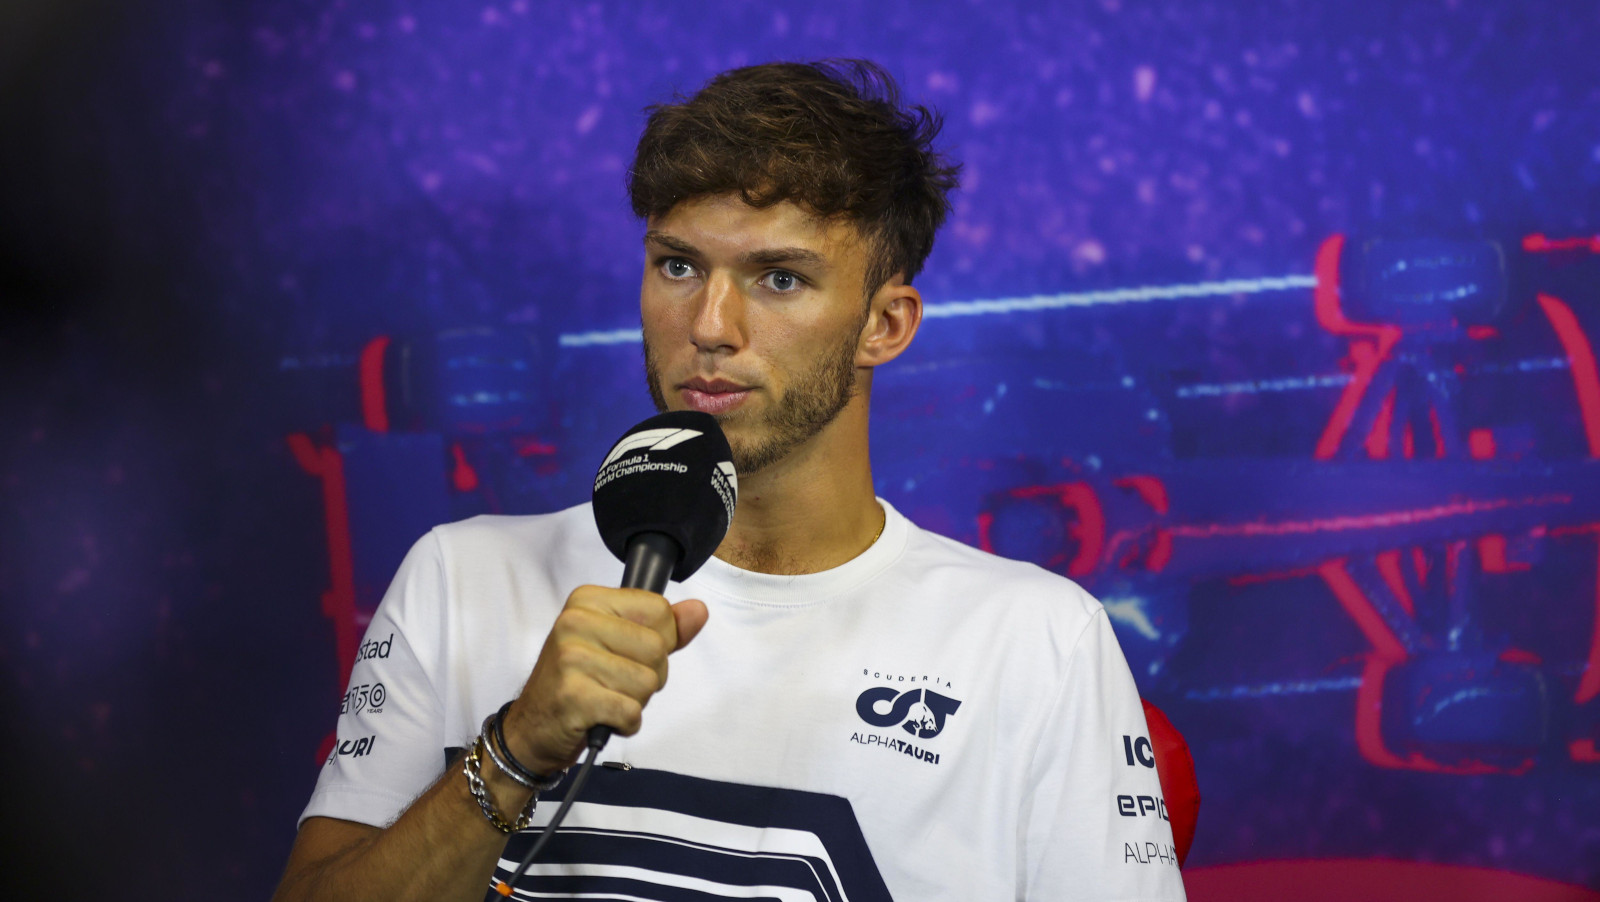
[600,427,703,467]
[1123,734,1156,768]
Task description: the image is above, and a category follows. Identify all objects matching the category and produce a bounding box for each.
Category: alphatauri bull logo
[855,687,962,739]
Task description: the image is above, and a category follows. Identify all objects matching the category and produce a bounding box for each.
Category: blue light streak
[1176,373,1354,398]
[1184,676,1363,701]
[1475,356,1572,375]
[559,328,644,348]
[1173,357,1573,399]
[919,274,1317,319]
[555,273,1319,347]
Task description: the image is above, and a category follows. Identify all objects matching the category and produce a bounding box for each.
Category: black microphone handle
[620,531,681,593]
[586,531,684,750]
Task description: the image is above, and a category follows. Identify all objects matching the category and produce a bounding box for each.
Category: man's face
[640,194,873,475]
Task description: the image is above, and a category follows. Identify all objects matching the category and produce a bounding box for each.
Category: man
[274,60,1186,901]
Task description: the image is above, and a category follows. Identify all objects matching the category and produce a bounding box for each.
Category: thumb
[670,598,709,651]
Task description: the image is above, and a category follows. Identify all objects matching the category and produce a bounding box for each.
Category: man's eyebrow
[644,231,830,272]
[739,247,829,271]
[644,231,698,256]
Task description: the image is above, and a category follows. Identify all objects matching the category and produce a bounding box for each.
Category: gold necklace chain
[869,506,886,546]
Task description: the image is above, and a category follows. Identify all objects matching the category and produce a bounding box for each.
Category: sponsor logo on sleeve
[1124,842,1180,866]
[324,734,378,765]
[1115,732,1176,866]
[1122,734,1156,768]
[846,670,962,766]
[1116,793,1170,820]
[356,633,393,663]
[341,682,386,715]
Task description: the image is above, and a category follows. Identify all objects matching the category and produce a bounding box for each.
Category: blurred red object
[1143,698,1200,867]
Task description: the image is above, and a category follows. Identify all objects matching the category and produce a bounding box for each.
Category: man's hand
[501,586,709,774]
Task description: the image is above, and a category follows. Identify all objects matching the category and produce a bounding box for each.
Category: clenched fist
[500,586,709,775]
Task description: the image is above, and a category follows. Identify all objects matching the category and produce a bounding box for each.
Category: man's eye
[762,270,802,293]
[662,258,696,279]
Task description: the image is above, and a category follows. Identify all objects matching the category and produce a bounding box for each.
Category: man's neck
[713,413,883,576]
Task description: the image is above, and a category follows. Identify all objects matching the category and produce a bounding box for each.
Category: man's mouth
[680,377,753,416]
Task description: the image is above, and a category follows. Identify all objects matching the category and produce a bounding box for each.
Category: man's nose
[690,271,746,353]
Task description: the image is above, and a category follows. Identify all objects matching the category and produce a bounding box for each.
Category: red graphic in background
[1522,233,1600,254]
[288,433,360,765]
[1306,234,1600,771]
[359,336,391,434]
[975,233,1600,775]
[1312,234,1404,461]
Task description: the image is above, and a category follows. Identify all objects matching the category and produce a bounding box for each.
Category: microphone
[588,409,737,746]
[495,411,738,895]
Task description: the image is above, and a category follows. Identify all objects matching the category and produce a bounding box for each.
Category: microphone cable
[491,726,610,897]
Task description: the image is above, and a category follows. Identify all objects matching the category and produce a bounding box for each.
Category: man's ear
[857,277,922,368]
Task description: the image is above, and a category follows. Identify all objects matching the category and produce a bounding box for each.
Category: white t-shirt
[301,500,1187,901]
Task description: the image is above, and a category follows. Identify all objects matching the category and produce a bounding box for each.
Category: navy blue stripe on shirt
[494,766,891,902]
[503,873,786,902]
[503,828,841,898]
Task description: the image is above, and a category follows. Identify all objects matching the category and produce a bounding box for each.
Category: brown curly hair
[628,59,962,298]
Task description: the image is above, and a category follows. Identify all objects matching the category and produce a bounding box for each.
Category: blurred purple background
[3,1,1598,898]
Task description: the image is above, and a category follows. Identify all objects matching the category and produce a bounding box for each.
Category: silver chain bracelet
[462,735,538,833]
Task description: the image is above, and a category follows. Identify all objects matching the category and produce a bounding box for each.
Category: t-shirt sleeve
[1019,606,1188,901]
[298,530,451,830]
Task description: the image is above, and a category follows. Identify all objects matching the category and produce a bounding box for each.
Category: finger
[550,640,661,701]
[583,651,664,702]
[568,586,677,645]
[581,684,645,737]
[562,607,669,670]
[544,662,648,742]
[671,599,709,650]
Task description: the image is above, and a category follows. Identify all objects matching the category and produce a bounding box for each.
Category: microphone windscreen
[592,410,737,581]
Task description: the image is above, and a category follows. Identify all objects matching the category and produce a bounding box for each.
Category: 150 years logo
[341,682,387,715]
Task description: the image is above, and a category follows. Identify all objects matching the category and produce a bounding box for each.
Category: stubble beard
[644,319,863,476]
